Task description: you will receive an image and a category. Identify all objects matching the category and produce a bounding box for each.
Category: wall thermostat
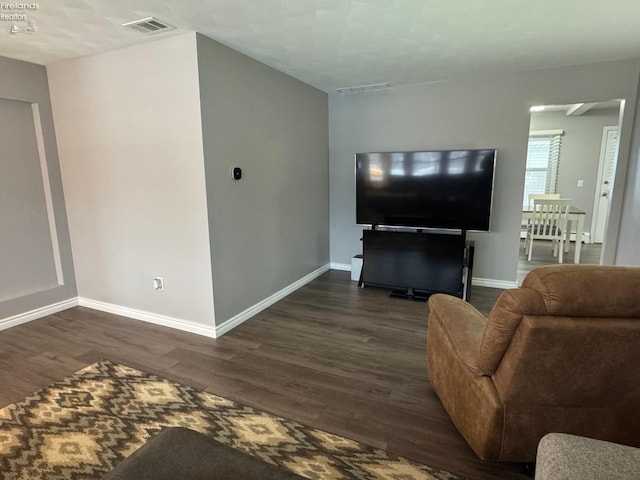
[231,167,242,180]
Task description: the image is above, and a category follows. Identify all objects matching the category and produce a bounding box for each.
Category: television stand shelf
[389,287,432,302]
[359,229,474,301]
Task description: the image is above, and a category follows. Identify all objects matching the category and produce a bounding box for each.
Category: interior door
[592,126,618,244]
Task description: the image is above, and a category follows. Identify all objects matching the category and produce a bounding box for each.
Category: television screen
[355,149,496,231]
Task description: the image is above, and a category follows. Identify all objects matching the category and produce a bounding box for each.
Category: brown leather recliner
[426,264,640,462]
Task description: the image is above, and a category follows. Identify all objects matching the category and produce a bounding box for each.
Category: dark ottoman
[102,427,307,480]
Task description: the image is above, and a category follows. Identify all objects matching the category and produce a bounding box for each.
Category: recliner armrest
[427,294,487,375]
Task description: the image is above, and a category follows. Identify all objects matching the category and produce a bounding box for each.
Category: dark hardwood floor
[1,271,528,480]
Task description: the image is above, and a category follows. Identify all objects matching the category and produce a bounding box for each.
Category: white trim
[568,231,588,243]
[0,297,78,331]
[2,265,331,339]
[330,262,351,271]
[529,129,564,137]
[566,103,597,117]
[215,264,331,337]
[77,297,218,338]
[32,102,64,286]
[0,268,512,339]
[472,277,519,289]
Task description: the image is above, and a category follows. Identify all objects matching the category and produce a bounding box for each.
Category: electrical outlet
[153,277,164,291]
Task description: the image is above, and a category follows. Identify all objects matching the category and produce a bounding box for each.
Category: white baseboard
[4,265,331,340]
[0,297,79,331]
[330,262,351,271]
[215,264,331,337]
[77,298,218,339]
[472,277,519,289]
[572,232,590,243]
[0,267,512,340]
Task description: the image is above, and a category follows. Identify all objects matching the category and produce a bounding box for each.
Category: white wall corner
[0,298,79,331]
[215,264,331,337]
[77,298,217,339]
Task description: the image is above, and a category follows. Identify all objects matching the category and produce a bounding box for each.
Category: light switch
[577,179,584,188]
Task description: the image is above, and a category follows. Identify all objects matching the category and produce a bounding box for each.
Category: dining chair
[527,193,561,210]
[525,199,571,263]
[523,194,561,233]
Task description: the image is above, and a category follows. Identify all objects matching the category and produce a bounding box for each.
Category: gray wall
[0,99,58,300]
[0,56,76,320]
[47,33,216,327]
[617,81,640,265]
[329,60,640,285]
[196,34,329,325]
[529,107,621,234]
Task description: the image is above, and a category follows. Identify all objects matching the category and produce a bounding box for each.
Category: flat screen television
[355,149,496,231]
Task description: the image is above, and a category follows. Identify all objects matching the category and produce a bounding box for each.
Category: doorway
[592,125,619,243]
[518,100,623,282]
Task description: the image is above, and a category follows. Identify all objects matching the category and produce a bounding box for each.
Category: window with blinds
[522,130,563,209]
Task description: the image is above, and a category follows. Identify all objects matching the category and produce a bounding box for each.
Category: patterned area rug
[0,360,460,479]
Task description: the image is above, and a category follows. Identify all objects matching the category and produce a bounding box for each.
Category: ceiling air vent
[122,17,175,35]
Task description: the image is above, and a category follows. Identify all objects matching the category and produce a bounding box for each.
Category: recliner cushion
[478,288,545,374]
[522,265,640,317]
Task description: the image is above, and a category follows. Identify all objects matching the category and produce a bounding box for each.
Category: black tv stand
[359,228,474,301]
[390,287,431,302]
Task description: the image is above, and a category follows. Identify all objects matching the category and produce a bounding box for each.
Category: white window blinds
[522,130,563,209]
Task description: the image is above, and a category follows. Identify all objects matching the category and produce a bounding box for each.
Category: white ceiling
[2,0,640,93]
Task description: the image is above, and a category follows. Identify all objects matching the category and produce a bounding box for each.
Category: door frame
[591,125,619,244]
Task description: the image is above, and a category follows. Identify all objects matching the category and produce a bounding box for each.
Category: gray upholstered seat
[103,427,306,480]
[535,433,640,480]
